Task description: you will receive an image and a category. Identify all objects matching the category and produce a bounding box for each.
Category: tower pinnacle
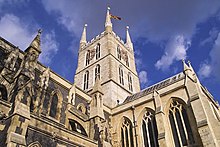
[105,7,112,33]
[26,29,42,53]
[126,26,133,50]
[80,24,87,48]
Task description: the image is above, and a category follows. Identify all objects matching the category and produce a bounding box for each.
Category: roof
[123,72,185,103]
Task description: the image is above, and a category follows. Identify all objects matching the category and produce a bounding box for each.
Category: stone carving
[68,84,76,105]
[39,67,50,90]
[1,48,20,83]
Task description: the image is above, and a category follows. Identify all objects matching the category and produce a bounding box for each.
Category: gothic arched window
[169,100,195,147]
[142,111,159,147]
[49,94,58,118]
[117,45,121,60]
[85,51,90,66]
[128,73,133,92]
[119,66,124,85]
[83,71,89,90]
[121,117,134,147]
[95,64,100,80]
[96,43,101,60]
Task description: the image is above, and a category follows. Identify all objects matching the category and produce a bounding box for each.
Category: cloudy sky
[0,0,220,102]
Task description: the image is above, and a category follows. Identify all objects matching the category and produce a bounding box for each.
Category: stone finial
[27,29,42,53]
[126,25,133,50]
[91,77,103,95]
[182,59,191,74]
[105,6,112,33]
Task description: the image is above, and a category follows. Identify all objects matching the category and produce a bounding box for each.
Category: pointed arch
[83,71,89,90]
[167,98,195,146]
[117,45,121,60]
[48,89,62,120]
[119,65,124,85]
[128,72,133,92]
[120,116,134,147]
[28,141,42,147]
[95,43,101,60]
[95,64,101,80]
[85,51,90,66]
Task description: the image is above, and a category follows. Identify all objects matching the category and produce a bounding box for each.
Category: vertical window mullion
[173,110,183,147]
[179,108,189,145]
[150,118,157,147]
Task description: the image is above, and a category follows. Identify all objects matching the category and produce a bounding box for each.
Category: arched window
[121,117,134,147]
[128,73,133,92]
[85,51,90,66]
[95,64,100,80]
[0,84,7,101]
[49,94,58,118]
[119,66,124,85]
[69,119,88,136]
[117,45,121,60]
[96,43,101,60]
[142,111,159,147]
[83,71,89,90]
[169,100,195,146]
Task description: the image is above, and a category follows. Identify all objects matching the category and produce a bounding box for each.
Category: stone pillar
[6,102,30,147]
[153,91,168,147]
[186,77,219,147]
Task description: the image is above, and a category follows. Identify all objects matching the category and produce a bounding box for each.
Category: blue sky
[0,0,220,102]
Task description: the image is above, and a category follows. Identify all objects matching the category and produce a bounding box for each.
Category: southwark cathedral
[0,8,220,147]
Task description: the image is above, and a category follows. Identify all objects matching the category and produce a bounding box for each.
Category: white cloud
[0,14,58,65]
[198,63,212,79]
[200,28,219,46]
[139,70,148,85]
[39,31,59,65]
[0,14,34,49]
[155,35,190,71]
[198,32,220,80]
[210,32,220,79]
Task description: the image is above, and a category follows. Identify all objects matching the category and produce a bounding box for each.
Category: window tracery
[142,111,159,147]
[121,117,134,147]
[169,100,195,146]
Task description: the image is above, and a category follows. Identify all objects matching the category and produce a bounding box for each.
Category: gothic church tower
[74,7,140,107]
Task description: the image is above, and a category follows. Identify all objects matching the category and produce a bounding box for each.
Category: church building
[0,7,220,147]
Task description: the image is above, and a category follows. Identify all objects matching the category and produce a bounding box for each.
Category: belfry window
[85,51,90,66]
[119,66,124,85]
[49,94,58,118]
[128,73,133,92]
[95,64,100,80]
[96,43,101,60]
[169,100,195,147]
[142,111,159,147]
[121,117,134,147]
[117,45,121,60]
[83,71,89,90]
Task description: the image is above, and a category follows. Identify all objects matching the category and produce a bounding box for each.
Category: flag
[110,14,122,20]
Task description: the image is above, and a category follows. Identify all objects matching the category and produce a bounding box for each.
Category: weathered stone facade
[0,7,220,147]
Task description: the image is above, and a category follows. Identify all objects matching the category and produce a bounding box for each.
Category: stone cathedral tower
[74,7,140,107]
